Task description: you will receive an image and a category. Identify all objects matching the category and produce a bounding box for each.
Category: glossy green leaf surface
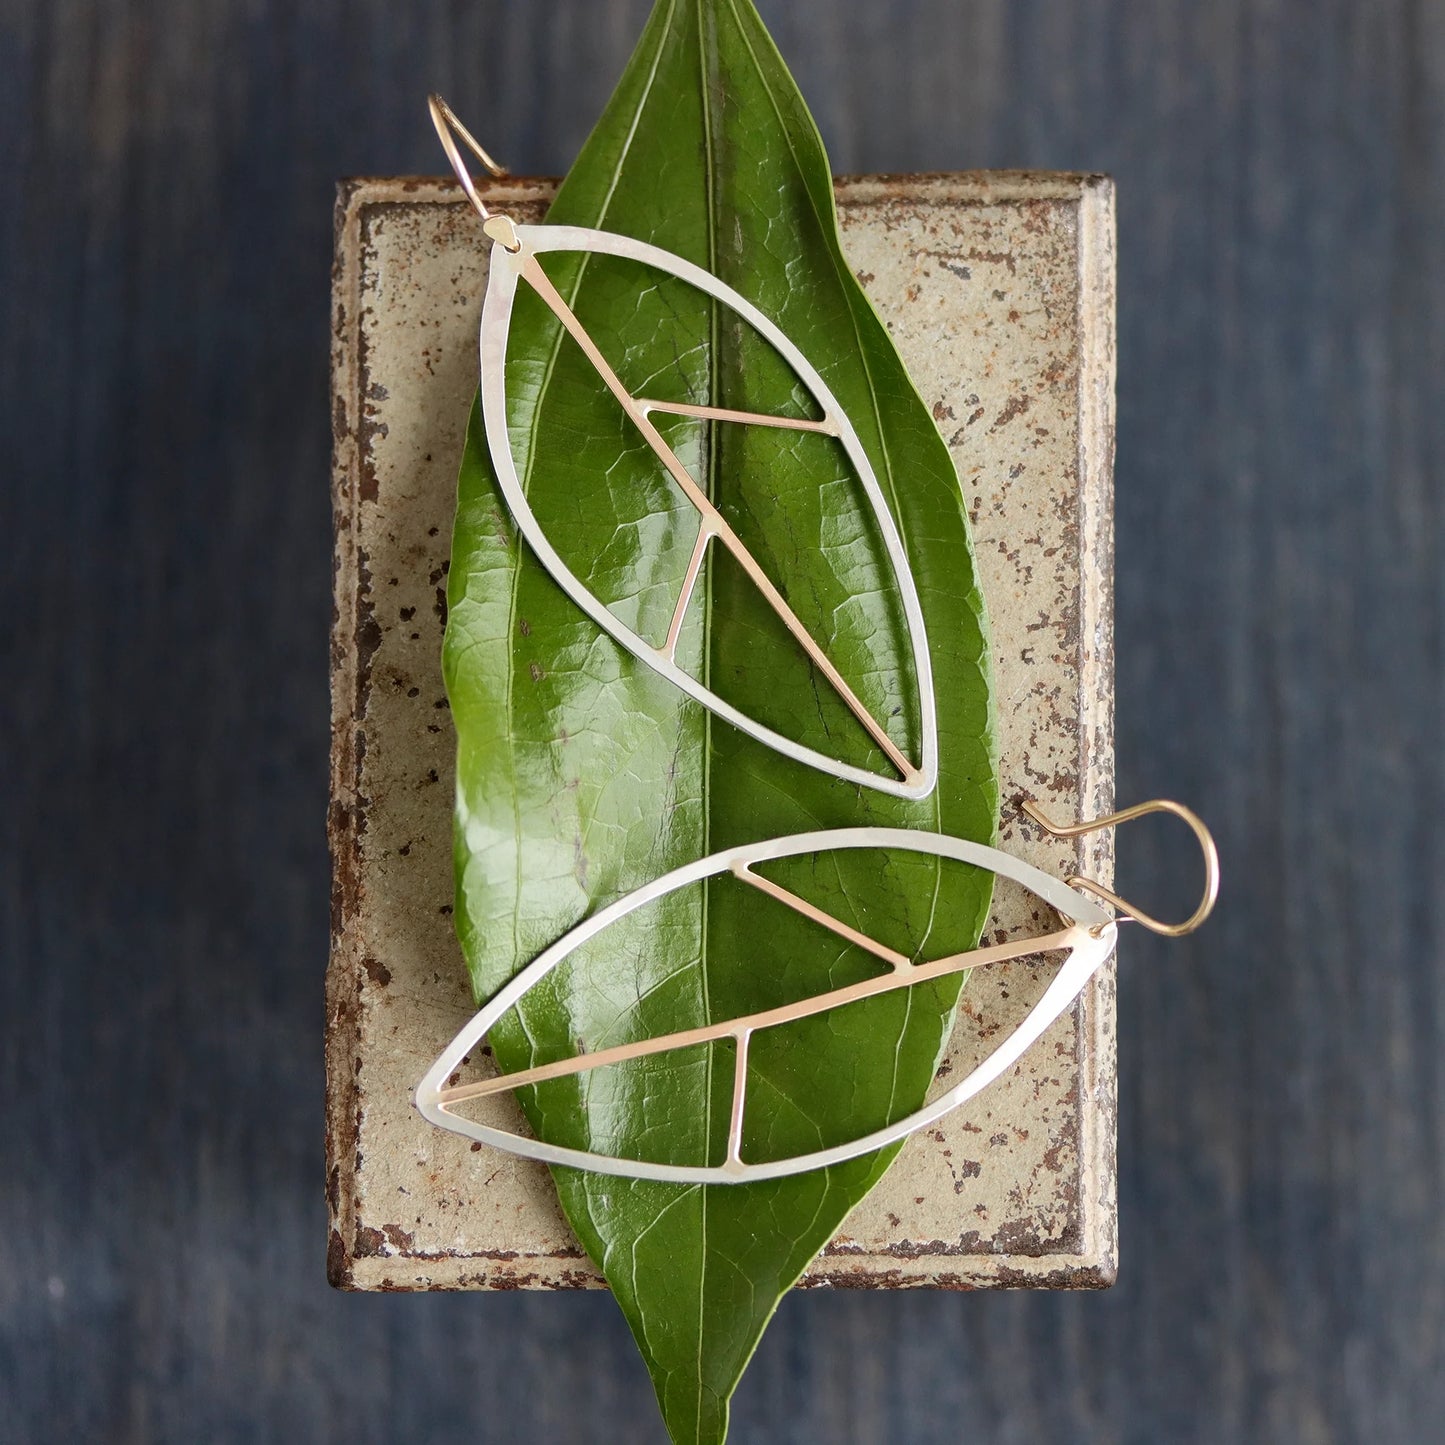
[443,2,996,1440]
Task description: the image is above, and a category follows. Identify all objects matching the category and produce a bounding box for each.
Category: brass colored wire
[1020,797,1220,937]
[428,93,517,246]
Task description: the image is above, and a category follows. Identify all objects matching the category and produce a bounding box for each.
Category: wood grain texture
[1,0,1441,1441]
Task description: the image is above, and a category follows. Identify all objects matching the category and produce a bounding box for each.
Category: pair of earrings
[414,97,1217,1184]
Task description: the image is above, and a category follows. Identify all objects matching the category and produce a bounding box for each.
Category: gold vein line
[726,1030,750,1164]
[663,523,713,660]
[637,397,838,435]
[435,923,1081,1107]
[732,863,911,972]
[518,253,917,785]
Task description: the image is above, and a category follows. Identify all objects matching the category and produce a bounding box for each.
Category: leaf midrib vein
[503,0,675,1062]
[694,0,721,1422]
[728,0,949,1116]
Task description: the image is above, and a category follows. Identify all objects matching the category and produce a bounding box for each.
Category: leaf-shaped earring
[431,96,937,800]
[416,800,1219,1183]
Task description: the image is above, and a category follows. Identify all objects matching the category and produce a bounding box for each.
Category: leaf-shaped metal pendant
[478,223,939,800]
[416,827,1117,1184]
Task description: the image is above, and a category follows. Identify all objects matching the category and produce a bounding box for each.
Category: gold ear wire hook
[1020,797,1220,937]
[427,94,521,250]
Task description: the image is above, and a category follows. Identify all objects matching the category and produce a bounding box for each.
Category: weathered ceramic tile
[327,174,1116,1290]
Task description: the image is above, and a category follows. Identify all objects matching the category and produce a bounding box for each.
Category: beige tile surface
[327,173,1116,1290]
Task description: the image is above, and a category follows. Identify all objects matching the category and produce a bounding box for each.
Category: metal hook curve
[1020,797,1219,937]
[428,94,510,227]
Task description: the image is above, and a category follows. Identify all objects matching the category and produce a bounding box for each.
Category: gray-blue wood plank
[1,1,1440,1440]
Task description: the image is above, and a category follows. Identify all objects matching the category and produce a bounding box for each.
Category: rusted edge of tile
[326,179,367,1288]
[1071,175,1119,1287]
[335,170,1113,210]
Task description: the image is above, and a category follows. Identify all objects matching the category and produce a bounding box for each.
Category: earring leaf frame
[436,95,940,800]
[416,826,1117,1185]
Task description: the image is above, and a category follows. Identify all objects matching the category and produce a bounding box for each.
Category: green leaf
[443,1,996,1440]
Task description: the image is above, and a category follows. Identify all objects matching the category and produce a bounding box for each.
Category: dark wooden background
[3,1,1441,1440]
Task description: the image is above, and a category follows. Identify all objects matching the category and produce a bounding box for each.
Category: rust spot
[917,248,972,281]
[356,376,389,502]
[327,798,359,937]
[361,957,392,989]
[991,1262,1113,1291]
[382,1223,415,1252]
[971,244,1019,273]
[991,394,1032,430]
[353,1225,386,1259]
[869,1236,959,1260]
[354,549,381,715]
[327,1229,352,1288]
